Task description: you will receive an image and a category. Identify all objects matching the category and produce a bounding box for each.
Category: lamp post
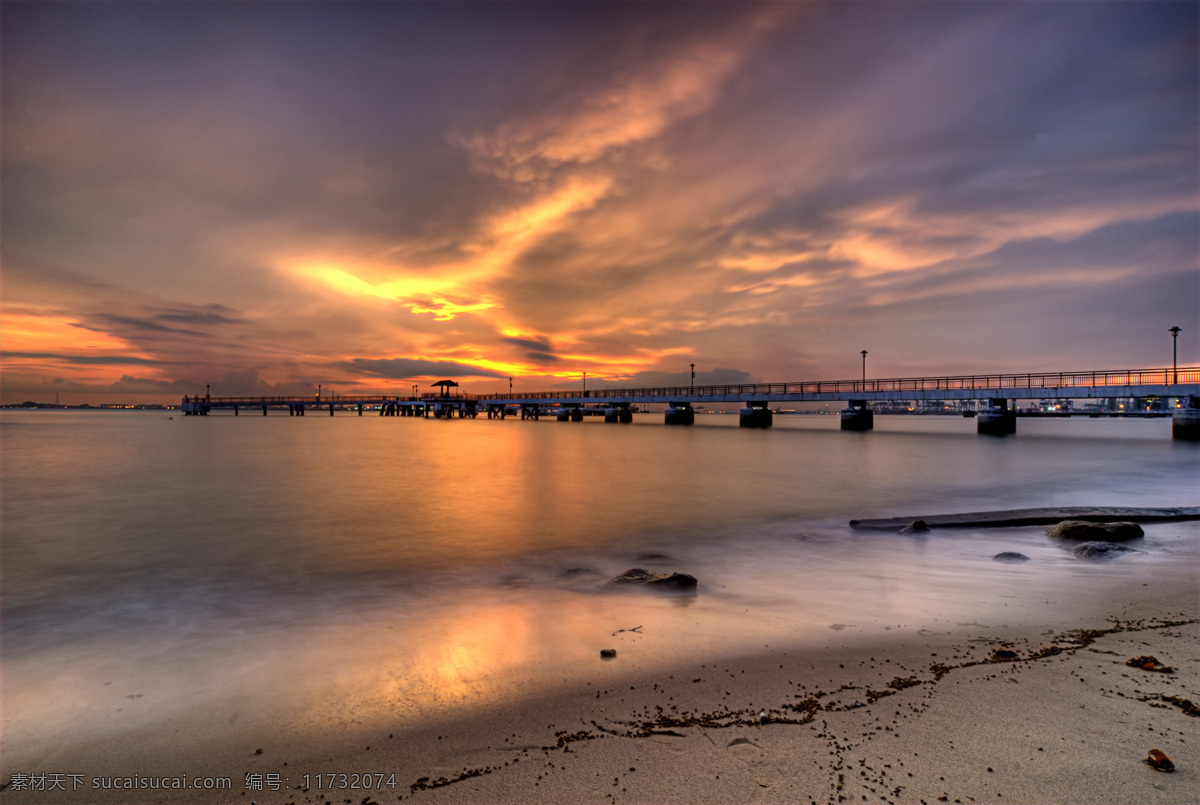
[582,371,587,394]
[317,384,321,401]
[509,377,513,396]
[861,350,868,384]
[1169,326,1181,384]
[690,363,695,394]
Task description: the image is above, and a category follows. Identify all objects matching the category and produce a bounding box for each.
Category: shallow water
[2,410,1197,761]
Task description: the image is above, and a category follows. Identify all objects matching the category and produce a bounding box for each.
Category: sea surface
[2,409,1198,763]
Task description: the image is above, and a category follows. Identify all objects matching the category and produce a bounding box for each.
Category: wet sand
[5,566,1197,805]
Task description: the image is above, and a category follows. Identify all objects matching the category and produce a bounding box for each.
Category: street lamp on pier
[690,363,695,394]
[861,350,868,384]
[317,384,321,400]
[1169,326,1181,384]
[582,371,587,394]
[509,377,513,396]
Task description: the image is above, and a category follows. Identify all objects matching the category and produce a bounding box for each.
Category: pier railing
[473,366,1200,401]
[182,366,1198,406]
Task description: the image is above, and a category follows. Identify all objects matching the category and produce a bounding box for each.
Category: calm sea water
[3,410,1197,764]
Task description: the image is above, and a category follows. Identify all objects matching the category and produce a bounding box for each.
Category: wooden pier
[180,365,1200,438]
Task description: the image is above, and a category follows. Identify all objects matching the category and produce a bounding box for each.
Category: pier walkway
[181,365,1200,438]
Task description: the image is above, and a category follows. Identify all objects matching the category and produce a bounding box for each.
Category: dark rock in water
[1046,520,1144,542]
[1072,541,1145,560]
[898,520,930,534]
[851,507,1200,531]
[600,648,617,659]
[993,552,1031,562]
[607,568,699,590]
[637,552,670,561]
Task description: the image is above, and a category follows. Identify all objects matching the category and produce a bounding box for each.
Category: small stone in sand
[1144,749,1174,772]
[600,649,617,659]
[1125,655,1173,673]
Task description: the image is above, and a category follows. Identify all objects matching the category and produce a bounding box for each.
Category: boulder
[607,568,698,591]
[1071,541,1145,560]
[898,520,930,534]
[992,552,1030,562]
[1046,520,1144,542]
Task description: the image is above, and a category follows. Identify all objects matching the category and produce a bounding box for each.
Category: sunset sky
[3,1,1197,404]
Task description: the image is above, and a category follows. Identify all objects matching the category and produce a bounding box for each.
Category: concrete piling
[977,398,1016,435]
[840,400,873,431]
[1172,395,1199,440]
[665,402,694,425]
[739,402,773,428]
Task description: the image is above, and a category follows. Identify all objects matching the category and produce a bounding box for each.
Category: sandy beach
[5,520,1197,805]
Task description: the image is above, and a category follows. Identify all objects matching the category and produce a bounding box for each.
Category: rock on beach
[1045,520,1144,542]
[606,568,698,590]
[992,552,1030,562]
[1072,541,1146,560]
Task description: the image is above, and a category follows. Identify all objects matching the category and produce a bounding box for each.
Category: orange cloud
[0,310,165,384]
[280,174,611,323]
[2,311,152,357]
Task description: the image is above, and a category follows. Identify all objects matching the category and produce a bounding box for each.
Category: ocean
[2,409,1197,765]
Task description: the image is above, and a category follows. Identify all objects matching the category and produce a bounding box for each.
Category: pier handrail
[182,365,1198,406]
[473,366,1199,401]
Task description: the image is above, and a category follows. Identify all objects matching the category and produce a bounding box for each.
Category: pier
[181,365,1200,438]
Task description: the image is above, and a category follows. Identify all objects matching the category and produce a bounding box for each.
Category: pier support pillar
[329,404,334,416]
[665,401,694,425]
[978,398,1016,436]
[556,408,572,421]
[234,406,238,416]
[1172,395,1200,440]
[739,401,773,428]
[603,404,633,423]
[263,404,268,416]
[840,400,873,431]
[357,404,363,416]
[570,407,583,422]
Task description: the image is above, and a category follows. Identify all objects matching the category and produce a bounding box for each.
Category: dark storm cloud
[590,367,755,389]
[0,352,173,366]
[337,358,506,381]
[88,315,206,338]
[503,336,555,353]
[156,306,246,327]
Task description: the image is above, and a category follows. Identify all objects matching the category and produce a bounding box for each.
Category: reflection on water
[1,410,1197,764]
